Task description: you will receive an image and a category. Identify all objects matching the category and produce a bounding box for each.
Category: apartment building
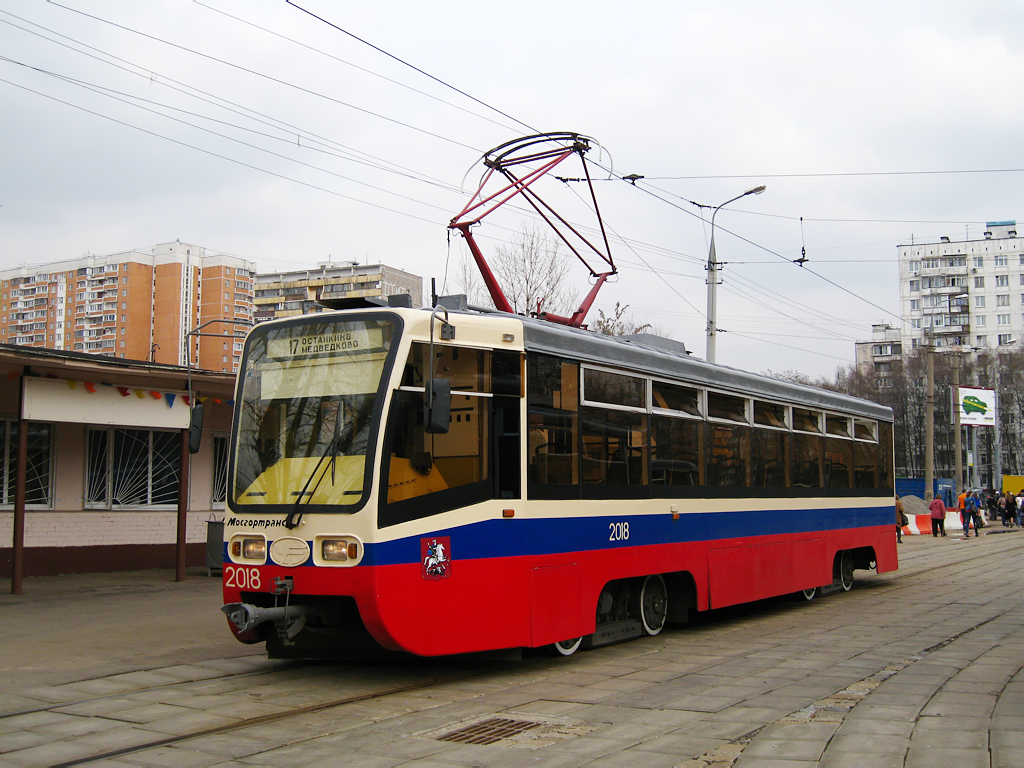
[0,242,255,372]
[898,221,1024,352]
[253,261,423,322]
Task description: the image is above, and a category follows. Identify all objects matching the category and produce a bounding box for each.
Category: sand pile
[900,494,931,516]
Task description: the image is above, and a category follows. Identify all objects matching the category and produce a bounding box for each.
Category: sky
[4,0,1024,378]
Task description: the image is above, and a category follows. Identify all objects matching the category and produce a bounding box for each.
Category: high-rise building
[0,241,255,372]
[897,221,1024,352]
[253,261,423,322]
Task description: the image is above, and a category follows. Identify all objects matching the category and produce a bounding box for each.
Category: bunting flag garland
[50,378,219,409]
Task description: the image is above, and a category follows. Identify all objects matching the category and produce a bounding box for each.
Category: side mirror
[188,402,205,454]
[424,378,450,434]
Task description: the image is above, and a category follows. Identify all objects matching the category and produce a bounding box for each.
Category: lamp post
[706,184,766,363]
[993,337,1018,491]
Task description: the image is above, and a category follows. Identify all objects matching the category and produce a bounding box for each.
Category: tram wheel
[799,586,818,601]
[839,550,855,592]
[639,574,668,636]
[550,637,583,657]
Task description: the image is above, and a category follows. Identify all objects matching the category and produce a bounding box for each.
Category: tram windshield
[231,315,397,512]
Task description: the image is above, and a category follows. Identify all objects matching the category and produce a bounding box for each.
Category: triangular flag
[6,371,19,381]
[67,380,77,389]
[213,399,222,404]
[149,391,161,400]
[164,393,176,409]
[182,395,191,406]
[83,382,97,393]
[226,399,235,406]
[134,389,146,399]
[117,387,130,397]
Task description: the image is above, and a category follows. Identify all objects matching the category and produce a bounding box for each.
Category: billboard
[956,386,996,427]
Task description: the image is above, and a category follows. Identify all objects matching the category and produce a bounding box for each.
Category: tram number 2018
[225,566,261,590]
[609,521,630,542]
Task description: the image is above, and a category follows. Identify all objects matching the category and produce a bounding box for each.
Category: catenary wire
[194,0,522,135]
[283,0,540,136]
[45,1,483,151]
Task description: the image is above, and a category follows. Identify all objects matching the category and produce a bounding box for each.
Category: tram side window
[751,428,787,488]
[824,437,852,489]
[853,440,877,489]
[792,433,822,487]
[650,415,701,488]
[401,342,488,391]
[527,354,579,498]
[581,408,647,498]
[706,425,749,487]
[878,422,895,492]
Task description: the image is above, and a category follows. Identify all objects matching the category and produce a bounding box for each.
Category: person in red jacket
[929,495,947,537]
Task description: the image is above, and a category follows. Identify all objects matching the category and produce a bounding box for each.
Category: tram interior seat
[531,444,574,485]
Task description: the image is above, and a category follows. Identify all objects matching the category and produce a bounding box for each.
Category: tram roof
[519,316,892,422]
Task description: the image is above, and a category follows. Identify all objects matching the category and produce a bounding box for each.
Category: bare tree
[454,222,578,316]
[591,302,653,337]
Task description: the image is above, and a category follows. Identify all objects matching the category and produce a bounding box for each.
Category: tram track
[21,535,1021,766]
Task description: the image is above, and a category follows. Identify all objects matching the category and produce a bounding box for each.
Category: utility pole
[925,346,934,501]
[953,354,962,491]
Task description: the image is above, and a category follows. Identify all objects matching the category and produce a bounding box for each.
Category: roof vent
[940,236,950,243]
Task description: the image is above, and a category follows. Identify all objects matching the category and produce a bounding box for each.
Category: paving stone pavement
[2,531,1023,766]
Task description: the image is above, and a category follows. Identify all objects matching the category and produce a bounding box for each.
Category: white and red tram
[221,299,896,658]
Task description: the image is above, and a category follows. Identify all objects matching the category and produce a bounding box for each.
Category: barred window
[1,420,54,508]
[86,427,180,508]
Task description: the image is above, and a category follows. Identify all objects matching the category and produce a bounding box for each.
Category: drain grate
[437,717,541,745]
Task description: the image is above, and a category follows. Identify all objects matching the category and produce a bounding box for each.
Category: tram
[220,296,897,658]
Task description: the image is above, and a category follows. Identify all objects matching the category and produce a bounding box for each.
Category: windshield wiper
[283,410,344,530]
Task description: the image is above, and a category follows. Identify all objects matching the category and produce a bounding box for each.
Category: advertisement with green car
[957,386,996,426]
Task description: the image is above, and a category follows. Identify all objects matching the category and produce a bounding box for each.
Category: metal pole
[175,428,190,582]
[704,185,765,364]
[925,347,934,501]
[994,355,1002,492]
[972,427,979,489]
[953,355,962,489]
[11,369,28,594]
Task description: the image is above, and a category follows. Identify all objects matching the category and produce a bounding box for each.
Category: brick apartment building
[0,241,256,373]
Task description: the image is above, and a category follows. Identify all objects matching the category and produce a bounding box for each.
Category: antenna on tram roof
[448,132,617,328]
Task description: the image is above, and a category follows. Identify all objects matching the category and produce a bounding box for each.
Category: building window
[997,295,1010,307]
[996,275,1009,287]
[995,255,1008,267]
[976,315,987,327]
[909,261,920,273]
[998,314,1010,325]
[85,428,180,508]
[999,334,1015,345]
[977,336,988,347]
[975,277,985,288]
[909,279,920,292]
[976,296,986,308]
[974,257,984,268]
[1,421,54,508]
[910,299,921,310]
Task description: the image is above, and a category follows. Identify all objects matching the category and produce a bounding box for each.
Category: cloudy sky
[3,0,1024,377]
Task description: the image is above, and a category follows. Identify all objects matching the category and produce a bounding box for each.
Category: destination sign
[268,326,384,359]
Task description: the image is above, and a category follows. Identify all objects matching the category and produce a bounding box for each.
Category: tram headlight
[241,538,266,560]
[322,539,350,561]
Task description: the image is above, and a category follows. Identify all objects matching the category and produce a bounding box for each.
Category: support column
[11,367,29,595]
[953,356,962,491]
[175,428,190,582]
[925,348,934,502]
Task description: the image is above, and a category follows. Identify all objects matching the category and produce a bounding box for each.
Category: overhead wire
[45,1,483,151]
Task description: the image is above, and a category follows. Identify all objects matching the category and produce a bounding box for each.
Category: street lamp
[705,184,766,363]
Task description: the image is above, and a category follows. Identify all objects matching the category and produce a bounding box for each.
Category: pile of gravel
[900,494,931,516]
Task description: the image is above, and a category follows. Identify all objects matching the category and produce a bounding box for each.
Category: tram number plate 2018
[608,521,630,542]
[225,566,262,590]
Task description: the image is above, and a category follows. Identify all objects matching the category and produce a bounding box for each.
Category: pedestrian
[957,489,969,536]
[966,491,982,538]
[895,496,906,544]
[999,494,1009,526]
[1017,491,1024,527]
[987,490,999,523]
[929,494,947,537]
[1006,492,1018,529]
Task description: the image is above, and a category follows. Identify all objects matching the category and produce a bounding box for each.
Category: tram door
[492,350,522,500]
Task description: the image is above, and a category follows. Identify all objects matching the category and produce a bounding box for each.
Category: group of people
[916,488,1024,539]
